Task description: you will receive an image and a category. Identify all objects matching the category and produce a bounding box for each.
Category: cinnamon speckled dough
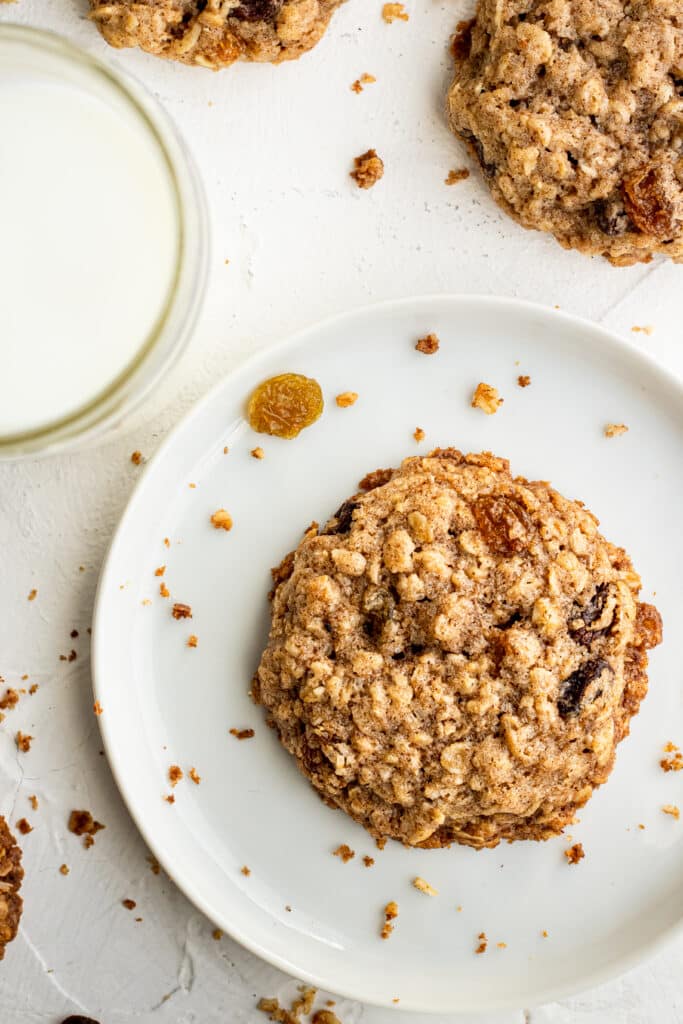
[447,0,683,265]
[253,449,662,850]
[89,0,346,69]
[0,817,23,960]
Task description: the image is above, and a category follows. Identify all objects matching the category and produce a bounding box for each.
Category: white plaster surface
[1,1,682,1021]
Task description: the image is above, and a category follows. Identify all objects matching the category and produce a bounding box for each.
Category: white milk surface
[0,77,179,436]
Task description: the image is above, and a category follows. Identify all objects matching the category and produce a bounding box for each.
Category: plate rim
[92,293,683,1013]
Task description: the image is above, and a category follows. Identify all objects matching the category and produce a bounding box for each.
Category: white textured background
[1,0,683,1021]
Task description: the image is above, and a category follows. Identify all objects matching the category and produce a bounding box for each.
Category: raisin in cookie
[0,816,23,959]
[447,0,683,265]
[89,0,346,69]
[253,449,662,849]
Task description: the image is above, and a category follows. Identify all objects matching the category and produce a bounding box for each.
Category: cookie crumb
[122,899,137,911]
[604,423,629,438]
[154,565,166,577]
[230,727,255,741]
[251,447,265,459]
[497,941,507,949]
[241,865,251,876]
[147,854,161,875]
[471,382,503,415]
[188,767,201,785]
[160,582,170,598]
[223,446,229,454]
[16,732,32,753]
[631,325,654,336]
[662,804,680,820]
[475,932,488,954]
[351,149,384,190]
[541,929,549,938]
[27,589,37,602]
[28,684,38,695]
[164,794,175,804]
[517,375,531,388]
[28,796,38,812]
[413,427,425,442]
[171,602,192,620]
[415,333,440,355]
[351,72,376,93]
[163,537,170,548]
[212,928,223,940]
[210,508,233,532]
[333,844,355,863]
[0,689,19,711]
[59,864,69,876]
[168,765,183,787]
[375,836,387,850]
[661,746,683,772]
[358,468,392,491]
[93,701,103,716]
[187,634,198,648]
[456,905,463,912]
[363,855,375,867]
[381,900,398,939]
[68,810,105,849]
[638,823,646,830]
[445,168,470,185]
[412,876,438,896]
[130,450,143,465]
[382,2,408,22]
[564,842,585,865]
[312,1012,341,1024]
[335,392,358,408]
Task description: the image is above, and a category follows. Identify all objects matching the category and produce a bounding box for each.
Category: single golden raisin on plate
[247,373,323,439]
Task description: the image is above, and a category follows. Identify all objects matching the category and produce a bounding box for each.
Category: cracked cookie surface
[89,0,346,69]
[0,816,23,960]
[253,449,662,849]
[447,0,683,265]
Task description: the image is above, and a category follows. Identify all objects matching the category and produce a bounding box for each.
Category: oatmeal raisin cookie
[0,817,23,959]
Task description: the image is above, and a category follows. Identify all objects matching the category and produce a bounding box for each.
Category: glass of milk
[0,25,208,457]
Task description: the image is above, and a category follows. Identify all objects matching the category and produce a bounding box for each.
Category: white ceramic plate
[93,296,683,1013]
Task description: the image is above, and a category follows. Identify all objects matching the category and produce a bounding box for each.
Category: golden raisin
[247,373,323,439]
[622,164,678,239]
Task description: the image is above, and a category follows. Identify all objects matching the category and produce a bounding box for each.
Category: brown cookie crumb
[27,589,37,602]
[381,900,398,939]
[241,865,251,876]
[564,842,585,865]
[130,451,143,465]
[351,72,376,93]
[163,537,170,548]
[15,819,32,836]
[662,804,680,820]
[412,876,438,896]
[122,899,137,910]
[517,375,531,388]
[382,2,408,22]
[471,382,503,415]
[164,794,175,804]
[335,392,359,408]
[171,602,192,620]
[160,582,170,598]
[187,635,198,648]
[68,810,105,847]
[154,566,166,577]
[0,817,23,961]
[333,844,355,863]
[189,767,201,785]
[413,427,425,442]
[363,855,375,867]
[661,745,683,772]
[28,684,38,695]
[15,732,32,753]
[605,423,629,438]
[475,932,488,954]
[93,701,103,716]
[211,509,233,532]
[445,168,470,185]
[28,796,38,812]
[350,149,384,190]
[212,928,223,940]
[541,929,549,938]
[0,690,19,711]
[168,765,183,787]
[230,727,255,741]
[631,325,654,336]
[312,1012,341,1024]
[497,941,507,949]
[147,854,161,875]
[59,864,70,876]
[415,333,440,355]
[251,447,266,460]
[358,468,392,491]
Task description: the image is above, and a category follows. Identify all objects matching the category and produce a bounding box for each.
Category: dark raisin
[622,163,679,239]
[362,587,395,643]
[593,196,631,237]
[451,18,475,61]
[231,0,282,21]
[558,659,611,718]
[323,500,359,535]
[410,643,425,655]
[570,584,616,647]
[473,494,533,554]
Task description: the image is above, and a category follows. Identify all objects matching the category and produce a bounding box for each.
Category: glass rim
[0,24,209,458]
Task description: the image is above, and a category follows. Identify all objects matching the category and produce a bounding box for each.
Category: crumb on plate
[59,864,69,876]
[16,818,32,835]
[382,2,408,22]
[154,565,166,576]
[230,727,255,741]
[662,804,680,820]
[475,932,488,954]
[445,168,470,185]
[189,767,201,785]
[251,447,265,459]
[517,375,531,388]
[15,732,32,753]
[335,392,358,408]
[28,796,38,812]
[130,451,143,465]
[413,427,425,442]
[415,333,439,355]
[350,149,384,189]
[168,765,183,787]
[631,325,654,335]
[241,865,251,876]
[381,900,398,939]
[160,582,170,598]
[93,701,103,716]
[187,634,198,648]
[471,382,503,415]
[363,855,375,868]
[171,602,192,620]
[564,842,585,865]
[412,876,438,896]
[333,844,355,863]
[210,508,233,532]
[351,72,376,93]
[27,589,37,602]
[122,899,136,910]
[604,423,629,438]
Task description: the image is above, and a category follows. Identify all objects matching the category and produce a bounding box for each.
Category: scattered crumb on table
[445,168,469,185]
[351,72,376,93]
[333,844,355,863]
[122,899,137,911]
[335,392,358,408]
[130,451,143,465]
[517,375,531,388]
[27,589,37,602]
[147,854,161,875]
[16,818,32,835]
[241,865,251,877]
[564,842,585,865]
[471,382,503,415]
[412,876,438,896]
[230,727,255,741]
[187,634,198,648]
[662,805,680,820]
[363,855,375,868]
[171,602,192,620]
[382,2,408,22]
[475,932,488,954]
[251,447,265,459]
[415,333,439,355]
[210,509,233,532]
[212,928,223,940]
[381,900,398,939]
[189,767,201,785]
[413,427,425,442]
[59,864,69,876]
[168,765,183,787]
[350,149,384,190]
[631,325,654,335]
